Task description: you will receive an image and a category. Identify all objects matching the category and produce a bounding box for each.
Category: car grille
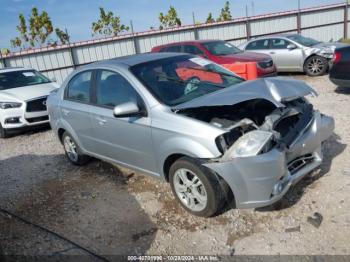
[26,97,48,112]
[26,115,49,123]
[258,60,274,69]
[288,154,315,174]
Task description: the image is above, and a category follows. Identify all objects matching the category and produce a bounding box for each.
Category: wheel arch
[303,54,329,72]
[163,154,236,208]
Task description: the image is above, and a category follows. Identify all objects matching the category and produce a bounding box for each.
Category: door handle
[62,109,70,116]
[270,52,276,54]
[96,117,107,125]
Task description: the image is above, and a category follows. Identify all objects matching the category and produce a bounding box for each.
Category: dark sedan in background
[330,46,350,87]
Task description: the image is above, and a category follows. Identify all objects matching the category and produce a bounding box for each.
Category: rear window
[0,70,51,90]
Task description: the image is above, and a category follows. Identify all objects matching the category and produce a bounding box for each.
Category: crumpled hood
[173,77,317,110]
[312,42,349,52]
[0,82,58,102]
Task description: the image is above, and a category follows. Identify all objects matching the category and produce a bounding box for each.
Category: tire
[62,131,90,165]
[0,123,8,138]
[169,156,225,217]
[304,56,328,77]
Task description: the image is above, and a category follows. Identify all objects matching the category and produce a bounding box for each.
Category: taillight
[332,52,341,64]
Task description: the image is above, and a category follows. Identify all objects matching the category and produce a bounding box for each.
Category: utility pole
[192,12,199,40]
[246,4,251,40]
[130,20,139,54]
[345,0,348,39]
[297,0,301,34]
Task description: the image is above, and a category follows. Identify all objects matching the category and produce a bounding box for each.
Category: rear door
[268,38,303,71]
[88,69,157,174]
[61,70,95,151]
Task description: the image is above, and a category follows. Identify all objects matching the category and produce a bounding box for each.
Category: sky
[0,0,343,49]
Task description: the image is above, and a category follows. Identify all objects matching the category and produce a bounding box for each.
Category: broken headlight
[228,130,273,158]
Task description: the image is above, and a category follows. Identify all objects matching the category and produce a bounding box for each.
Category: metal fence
[0,2,349,84]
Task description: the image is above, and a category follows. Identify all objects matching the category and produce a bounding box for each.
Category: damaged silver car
[48,53,334,217]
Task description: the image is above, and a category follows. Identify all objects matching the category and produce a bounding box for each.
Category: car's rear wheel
[169,157,225,217]
[0,123,8,138]
[62,132,90,165]
[304,56,328,76]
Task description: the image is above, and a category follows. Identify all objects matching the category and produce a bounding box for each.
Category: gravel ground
[0,75,349,258]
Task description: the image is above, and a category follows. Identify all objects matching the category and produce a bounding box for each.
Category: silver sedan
[48,53,334,217]
[239,34,347,76]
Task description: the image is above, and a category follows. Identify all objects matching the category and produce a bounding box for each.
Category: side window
[246,39,270,50]
[183,45,203,55]
[161,45,182,52]
[95,70,139,108]
[271,38,290,49]
[66,71,92,102]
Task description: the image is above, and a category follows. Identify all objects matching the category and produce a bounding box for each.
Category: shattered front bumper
[204,111,334,209]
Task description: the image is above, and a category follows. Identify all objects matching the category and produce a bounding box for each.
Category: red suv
[151,40,277,77]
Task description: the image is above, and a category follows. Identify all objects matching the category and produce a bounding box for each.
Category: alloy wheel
[63,135,78,162]
[307,57,325,75]
[173,168,208,212]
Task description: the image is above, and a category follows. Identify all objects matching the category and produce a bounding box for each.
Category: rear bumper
[204,112,334,209]
[330,77,350,87]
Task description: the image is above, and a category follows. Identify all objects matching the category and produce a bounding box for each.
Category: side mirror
[113,101,145,118]
[199,54,209,59]
[51,77,57,82]
[287,44,297,50]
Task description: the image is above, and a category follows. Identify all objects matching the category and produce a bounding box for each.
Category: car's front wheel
[169,157,225,217]
[62,132,90,165]
[0,123,8,138]
[304,55,328,76]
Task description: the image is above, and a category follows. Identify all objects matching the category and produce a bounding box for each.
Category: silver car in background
[239,34,347,76]
[48,53,334,217]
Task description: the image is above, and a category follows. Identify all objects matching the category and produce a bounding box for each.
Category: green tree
[92,7,129,37]
[55,28,70,45]
[159,6,181,29]
[217,1,232,22]
[206,12,215,23]
[10,7,69,49]
[1,48,10,56]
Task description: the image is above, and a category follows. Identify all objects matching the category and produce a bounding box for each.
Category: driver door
[88,69,157,174]
[268,38,303,71]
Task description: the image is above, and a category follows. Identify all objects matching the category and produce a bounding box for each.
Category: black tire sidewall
[305,56,328,76]
[0,123,8,138]
[169,157,223,217]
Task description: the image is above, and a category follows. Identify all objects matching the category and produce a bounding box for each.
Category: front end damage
[175,78,335,209]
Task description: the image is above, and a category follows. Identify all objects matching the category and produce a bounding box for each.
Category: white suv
[0,67,58,138]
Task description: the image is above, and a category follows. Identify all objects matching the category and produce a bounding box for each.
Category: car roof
[88,52,190,67]
[154,39,221,48]
[0,67,33,73]
[252,33,298,41]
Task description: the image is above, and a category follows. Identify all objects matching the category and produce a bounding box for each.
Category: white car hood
[0,82,59,102]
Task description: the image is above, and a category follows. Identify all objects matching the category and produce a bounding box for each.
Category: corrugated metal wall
[1,3,348,84]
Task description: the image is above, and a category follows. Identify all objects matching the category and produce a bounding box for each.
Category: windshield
[203,41,243,56]
[130,55,243,106]
[286,35,321,47]
[0,70,51,90]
